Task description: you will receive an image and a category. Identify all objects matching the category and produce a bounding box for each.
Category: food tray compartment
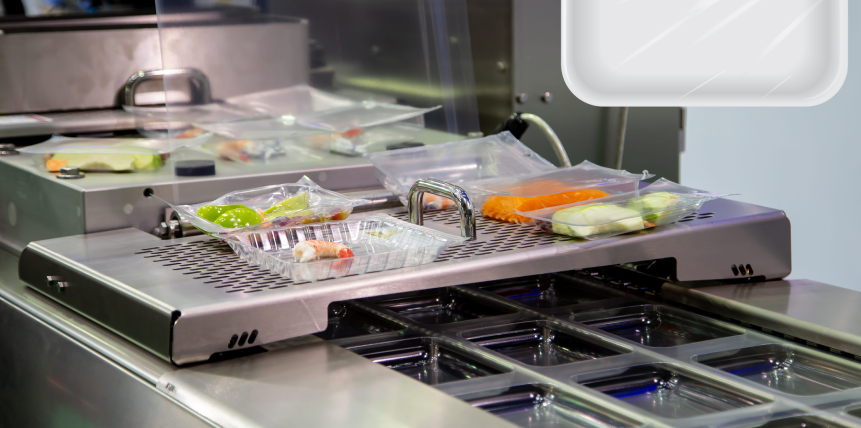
[846,404,861,419]
[459,320,629,367]
[314,303,407,341]
[367,287,518,326]
[470,275,626,312]
[572,305,744,347]
[346,337,509,385]
[227,214,465,282]
[576,363,772,419]
[695,344,861,396]
[458,384,642,428]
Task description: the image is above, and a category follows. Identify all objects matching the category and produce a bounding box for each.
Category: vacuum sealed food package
[18,133,211,172]
[169,176,369,236]
[465,160,654,223]
[211,138,325,164]
[517,179,728,240]
[365,131,557,207]
[327,119,425,156]
[225,214,466,282]
[196,101,438,141]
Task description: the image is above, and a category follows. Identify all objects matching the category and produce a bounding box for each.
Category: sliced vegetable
[627,192,682,223]
[213,207,264,228]
[551,204,644,238]
[196,204,247,222]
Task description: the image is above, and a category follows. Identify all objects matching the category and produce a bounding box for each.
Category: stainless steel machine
[4,2,861,428]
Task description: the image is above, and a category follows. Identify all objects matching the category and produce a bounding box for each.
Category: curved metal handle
[408,179,476,241]
[124,68,212,106]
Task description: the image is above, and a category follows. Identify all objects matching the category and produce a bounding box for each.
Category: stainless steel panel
[664,279,861,357]
[18,197,791,365]
[0,286,212,426]
[0,16,307,114]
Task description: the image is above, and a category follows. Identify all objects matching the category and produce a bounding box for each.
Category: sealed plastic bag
[196,101,439,140]
[169,176,369,236]
[211,138,326,164]
[517,178,728,240]
[365,131,557,207]
[18,133,211,172]
[465,161,654,223]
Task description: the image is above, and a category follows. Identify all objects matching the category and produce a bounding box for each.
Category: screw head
[516,93,528,104]
[56,166,85,179]
[0,143,18,156]
[496,61,507,72]
[541,92,553,103]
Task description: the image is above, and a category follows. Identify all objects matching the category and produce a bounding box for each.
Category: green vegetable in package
[550,204,644,238]
[212,207,264,228]
[263,192,311,220]
[627,192,682,223]
[196,204,247,222]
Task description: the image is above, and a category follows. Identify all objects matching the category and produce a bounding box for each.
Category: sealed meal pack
[365,131,557,208]
[18,133,211,172]
[464,160,653,223]
[517,178,729,240]
[169,176,369,236]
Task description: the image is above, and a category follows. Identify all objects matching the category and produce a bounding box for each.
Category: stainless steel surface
[408,178,477,240]
[124,68,211,106]
[664,279,861,357]
[0,15,307,115]
[0,128,460,253]
[18,197,791,364]
[541,92,553,103]
[0,248,518,428]
[515,93,528,104]
[614,107,629,170]
[56,166,84,179]
[519,113,571,167]
[0,110,139,138]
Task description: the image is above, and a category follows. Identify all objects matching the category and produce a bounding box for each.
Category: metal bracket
[407,179,476,241]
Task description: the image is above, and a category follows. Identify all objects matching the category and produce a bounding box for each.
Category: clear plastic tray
[169,176,368,236]
[18,133,211,172]
[365,131,557,205]
[226,214,467,282]
[517,178,728,240]
[464,160,653,224]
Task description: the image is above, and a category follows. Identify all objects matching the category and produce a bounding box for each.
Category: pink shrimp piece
[292,240,354,263]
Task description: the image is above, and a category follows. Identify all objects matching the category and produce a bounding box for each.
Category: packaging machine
[3,1,861,428]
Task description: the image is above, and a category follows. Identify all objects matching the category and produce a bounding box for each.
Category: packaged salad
[169,176,369,236]
[516,178,728,240]
[464,160,653,223]
[18,133,211,172]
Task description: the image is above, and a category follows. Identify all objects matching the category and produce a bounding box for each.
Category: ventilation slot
[732,263,755,276]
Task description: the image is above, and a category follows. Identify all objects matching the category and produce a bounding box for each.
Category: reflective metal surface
[664,279,861,357]
[408,178,477,240]
[124,68,212,106]
[18,197,791,365]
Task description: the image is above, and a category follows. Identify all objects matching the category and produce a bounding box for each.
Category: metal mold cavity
[314,303,406,341]
[346,337,508,385]
[695,344,861,396]
[577,363,772,419]
[369,288,517,325]
[459,384,641,428]
[573,305,743,347]
[471,275,622,310]
[744,415,856,428]
[460,320,628,367]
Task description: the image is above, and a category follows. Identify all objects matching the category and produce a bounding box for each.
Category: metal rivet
[56,166,84,179]
[496,61,507,72]
[541,92,553,103]
[46,276,61,287]
[516,93,528,104]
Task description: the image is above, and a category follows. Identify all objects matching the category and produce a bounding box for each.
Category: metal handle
[408,179,476,241]
[124,68,212,106]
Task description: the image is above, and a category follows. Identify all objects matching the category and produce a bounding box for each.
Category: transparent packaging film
[225,214,466,282]
[467,160,654,224]
[517,178,729,240]
[365,131,557,205]
[169,176,368,236]
[18,133,211,172]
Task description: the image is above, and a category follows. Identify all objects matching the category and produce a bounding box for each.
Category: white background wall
[683,6,860,290]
